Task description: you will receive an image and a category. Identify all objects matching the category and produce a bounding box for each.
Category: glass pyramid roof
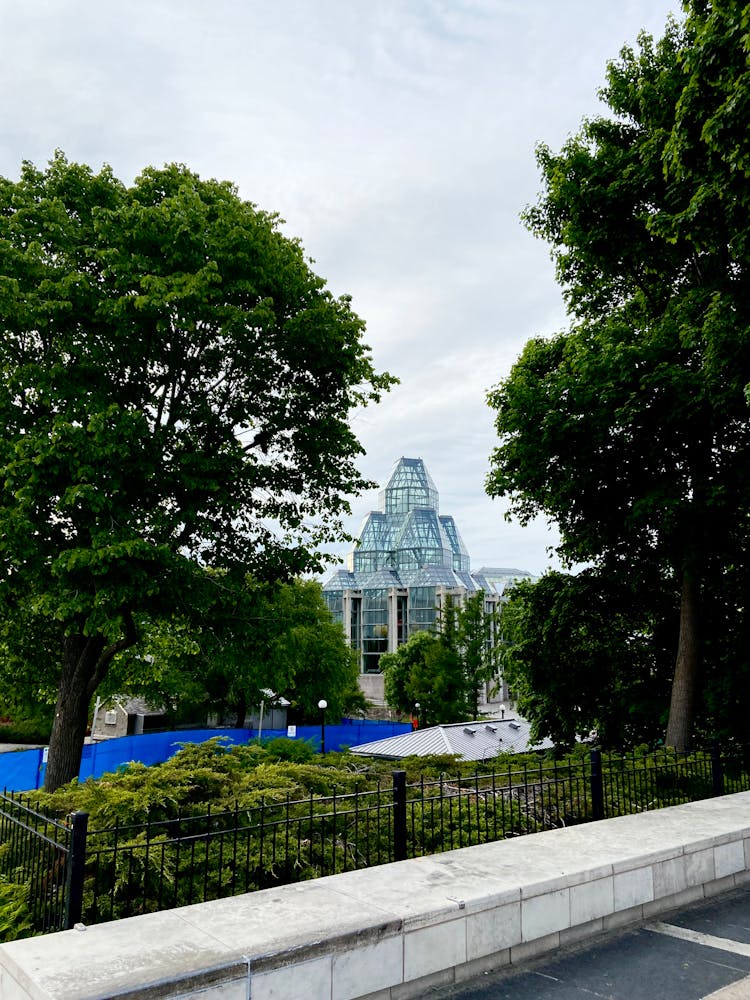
[325,457,483,591]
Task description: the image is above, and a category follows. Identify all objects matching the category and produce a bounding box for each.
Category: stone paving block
[715,840,745,879]
[466,900,521,960]
[643,883,705,918]
[685,846,715,886]
[453,949,511,983]
[521,888,570,941]
[250,955,331,1000]
[390,966,454,999]
[510,930,560,965]
[653,855,688,898]
[705,873,739,897]
[570,875,614,924]
[403,915,466,980]
[603,903,644,932]
[332,933,403,1000]
[614,866,654,910]
[559,916,605,947]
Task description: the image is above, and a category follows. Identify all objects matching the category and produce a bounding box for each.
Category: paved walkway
[430,886,750,999]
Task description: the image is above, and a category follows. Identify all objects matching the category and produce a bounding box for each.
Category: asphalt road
[429,886,750,1000]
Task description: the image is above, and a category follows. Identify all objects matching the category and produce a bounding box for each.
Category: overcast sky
[2,0,679,576]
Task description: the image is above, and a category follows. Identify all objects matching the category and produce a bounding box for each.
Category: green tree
[499,572,671,749]
[0,154,394,790]
[254,578,366,723]
[382,594,501,724]
[487,7,750,750]
[454,592,500,717]
[106,577,365,728]
[382,630,437,721]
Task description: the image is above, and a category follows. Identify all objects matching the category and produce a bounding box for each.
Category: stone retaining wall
[2,791,750,999]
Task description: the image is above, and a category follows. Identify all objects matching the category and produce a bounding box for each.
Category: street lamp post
[318,699,328,754]
[413,702,420,730]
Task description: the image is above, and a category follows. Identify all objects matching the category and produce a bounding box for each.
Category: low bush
[0,719,50,745]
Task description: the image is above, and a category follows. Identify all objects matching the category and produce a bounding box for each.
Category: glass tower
[322,457,533,677]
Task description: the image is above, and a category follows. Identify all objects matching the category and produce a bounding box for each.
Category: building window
[362,588,388,673]
[409,586,437,635]
[350,596,362,651]
[324,592,343,623]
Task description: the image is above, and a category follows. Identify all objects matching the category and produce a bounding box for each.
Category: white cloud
[0,0,679,577]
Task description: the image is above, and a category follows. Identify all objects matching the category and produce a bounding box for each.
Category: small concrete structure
[90,698,167,740]
[2,792,750,999]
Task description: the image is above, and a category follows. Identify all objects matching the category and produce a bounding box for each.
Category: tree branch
[86,609,139,700]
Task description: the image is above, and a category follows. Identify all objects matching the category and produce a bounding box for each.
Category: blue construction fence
[0,719,412,793]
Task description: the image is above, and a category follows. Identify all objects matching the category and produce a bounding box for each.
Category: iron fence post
[711,739,724,797]
[392,770,407,862]
[64,810,89,929]
[590,748,604,821]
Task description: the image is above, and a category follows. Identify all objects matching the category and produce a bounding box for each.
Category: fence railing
[83,782,399,924]
[0,793,88,933]
[3,745,749,937]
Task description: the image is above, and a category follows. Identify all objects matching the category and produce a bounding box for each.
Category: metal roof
[349,718,553,761]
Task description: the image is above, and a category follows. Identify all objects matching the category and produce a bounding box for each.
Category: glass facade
[408,586,437,635]
[379,457,439,515]
[322,457,534,675]
[362,588,388,673]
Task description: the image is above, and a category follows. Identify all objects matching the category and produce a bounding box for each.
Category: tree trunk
[45,613,137,792]
[664,566,701,752]
[45,636,104,793]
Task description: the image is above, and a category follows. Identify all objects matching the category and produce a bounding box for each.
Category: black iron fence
[83,782,399,924]
[3,744,749,936]
[0,794,87,933]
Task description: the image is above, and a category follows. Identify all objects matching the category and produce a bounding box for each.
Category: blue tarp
[0,719,412,792]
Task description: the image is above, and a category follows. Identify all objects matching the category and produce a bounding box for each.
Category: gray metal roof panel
[349,719,552,761]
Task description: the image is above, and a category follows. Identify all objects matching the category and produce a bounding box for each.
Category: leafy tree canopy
[487,4,750,750]
[499,572,672,749]
[382,593,500,725]
[0,153,394,789]
[104,576,365,726]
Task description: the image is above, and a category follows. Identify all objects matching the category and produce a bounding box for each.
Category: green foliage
[2,739,745,940]
[381,595,500,724]
[0,695,54,744]
[486,5,750,749]
[382,630,467,724]
[0,878,35,942]
[104,576,366,727]
[261,737,317,764]
[453,592,500,716]
[0,153,394,789]
[499,572,671,749]
[0,718,51,745]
